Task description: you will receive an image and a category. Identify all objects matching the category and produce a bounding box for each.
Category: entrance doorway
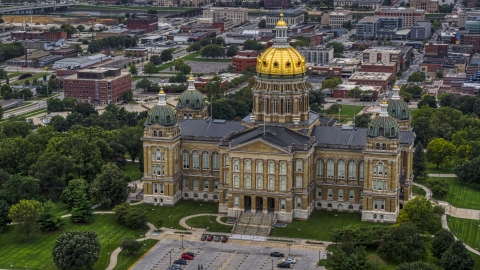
[256,197,263,213]
[267,198,275,213]
[244,196,251,212]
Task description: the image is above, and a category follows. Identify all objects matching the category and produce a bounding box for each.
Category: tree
[408,72,426,82]
[441,241,474,270]
[8,200,43,241]
[32,152,73,191]
[226,45,239,57]
[70,191,94,223]
[439,92,456,107]
[405,85,423,97]
[76,24,85,32]
[378,222,427,263]
[124,208,148,229]
[113,203,131,223]
[327,42,345,54]
[187,42,202,52]
[243,39,265,51]
[136,77,152,91]
[37,200,65,232]
[0,199,11,232]
[431,229,455,259]
[427,178,449,198]
[258,19,266,28]
[322,77,343,94]
[178,64,191,75]
[60,23,77,37]
[149,55,162,65]
[0,174,40,205]
[327,103,342,114]
[120,237,142,255]
[52,231,101,270]
[72,103,98,118]
[353,113,372,128]
[61,179,89,208]
[160,49,173,63]
[90,162,129,207]
[396,261,436,270]
[143,62,157,75]
[413,142,427,180]
[396,196,442,234]
[342,20,353,30]
[121,89,133,102]
[154,217,164,230]
[426,138,455,169]
[201,44,225,59]
[326,230,373,270]
[436,72,444,78]
[116,126,143,163]
[348,87,362,99]
[417,94,437,109]
[147,9,158,14]
[129,64,138,75]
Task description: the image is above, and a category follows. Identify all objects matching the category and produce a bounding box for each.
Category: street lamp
[169,250,172,265]
[180,234,185,249]
[287,243,292,257]
[170,215,173,228]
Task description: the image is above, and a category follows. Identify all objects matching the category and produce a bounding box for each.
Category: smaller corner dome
[367,115,399,138]
[147,104,176,126]
[177,89,205,110]
[387,99,410,120]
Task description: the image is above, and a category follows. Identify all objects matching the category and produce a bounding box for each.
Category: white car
[282,257,297,264]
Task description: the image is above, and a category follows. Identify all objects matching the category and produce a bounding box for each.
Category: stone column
[263,196,268,214]
[251,196,256,213]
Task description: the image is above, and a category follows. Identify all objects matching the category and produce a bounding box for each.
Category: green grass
[52,200,71,216]
[413,185,427,196]
[0,215,149,270]
[113,239,159,270]
[420,177,480,210]
[270,211,391,241]
[13,73,48,85]
[7,71,26,78]
[182,52,232,62]
[220,217,228,223]
[319,105,365,124]
[132,200,218,230]
[447,215,480,253]
[2,108,47,122]
[426,161,454,175]
[186,215,232,233]
[72,5,191,11]
[121,162,143,181]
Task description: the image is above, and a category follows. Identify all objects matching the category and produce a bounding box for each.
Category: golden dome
[276,13,287,27]
[256,46,306,76]
[159,85,165,94]
[188,71,194,81]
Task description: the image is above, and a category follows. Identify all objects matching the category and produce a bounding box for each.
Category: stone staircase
[232,212,275,237]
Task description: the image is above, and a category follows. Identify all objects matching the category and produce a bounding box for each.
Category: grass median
[113,239,159,270]
[186,215,232,233]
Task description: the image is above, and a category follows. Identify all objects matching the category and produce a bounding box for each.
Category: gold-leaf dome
[276,13,287,27]
[256,46,307,76]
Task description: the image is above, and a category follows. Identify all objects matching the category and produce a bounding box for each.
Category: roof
[179,119,245,140]
[312,126,367,149]
[412,21,431,27]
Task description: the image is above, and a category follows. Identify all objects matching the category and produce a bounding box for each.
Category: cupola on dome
[146,86,177,126]
[368,100,399,138]
[387,84,410,120]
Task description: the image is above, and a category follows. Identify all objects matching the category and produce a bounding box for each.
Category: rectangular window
[214,180,219,189]
[193,154,199,170]
[160,184,164,194]
[184,179,189,187]
[359,163,364,180]
[338,161,345,179]
[213,154,219,171]
[280,179,286,191]
[327,162,334,179]
[204,180,209,189]
[224,172,229,184]
[348,162,356,180]
[374,198,378,210]
[225,156,230,167]
[373,180,377,190]
[316,160,324,178]
[183,152,189,169]
[193,179,199,189]
[202,153,209,170]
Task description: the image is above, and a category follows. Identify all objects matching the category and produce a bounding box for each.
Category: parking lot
[132,236,325,270]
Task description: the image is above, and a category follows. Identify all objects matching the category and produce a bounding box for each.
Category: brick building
[203,8,248,25]
[333,83,382,100]
[11,31,67,41]
[348,72,393,90]
[124,48,149,57]
[263,0,291,9]
[63,68,131,105]
[232,50,261,72]
[362,49,402,72]
[360,63,397,74]
[44,31,68,41]
[373,7,425,27]
[308,58,360,78]
[50,48,78,59]
[96,29,131,40]
[463,34,480,53]
[410,0,439,13]
[126,14,159,34]
[425,42,448,56]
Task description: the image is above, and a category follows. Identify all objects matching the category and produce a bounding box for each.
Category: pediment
[229,139,290,154]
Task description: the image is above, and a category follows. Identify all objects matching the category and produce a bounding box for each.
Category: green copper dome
[146,88,176,126]
[177,74,205,110]
[387,85,410,120]
[368,100,399,138]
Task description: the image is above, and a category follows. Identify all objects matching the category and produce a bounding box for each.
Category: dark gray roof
[400,131,415,145]
[313,126,367,149]
[179,119,245,140]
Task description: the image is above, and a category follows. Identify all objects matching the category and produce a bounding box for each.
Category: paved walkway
[178,213,234,231]
[427,173,457,178]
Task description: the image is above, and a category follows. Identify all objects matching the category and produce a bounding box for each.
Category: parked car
[174,259,187,265]
[184,252,195,257]
[207,235,213,241]
[181,253,194,260]
[277,262,291,268]
[282,257,297,264]
[201,235,207,241]
[270,252,285,257]
[214,236,221,242]
[221,236,228,243]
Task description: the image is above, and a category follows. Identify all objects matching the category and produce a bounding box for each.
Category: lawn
[182,52,232,62]
[270,211,391,241]
[426,161,454,175]
[412,185,427,196]
[319,104,365,124]
[7,71,25,78]
[13,73,48,85]
[447,215,480,250]
[52,200,71,216]
[1,108,47,122]
[0,215,149,270]
[419,177,480,210]
[121,162,143,182]
[185,215,233,233]
[132,200,219,230]
[113,239,159,270]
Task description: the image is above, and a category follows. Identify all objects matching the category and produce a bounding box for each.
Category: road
[4,93,64,118]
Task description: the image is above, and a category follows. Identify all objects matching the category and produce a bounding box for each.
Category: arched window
[233,176,239,187]
[378,162,384,175]
[245,176,251,188]
[224,172,229,184]
[153,183,158,194]
[156,149,162,161]
[158,131,162,137]
[296,176,302,188]
[188,114,193,119]
[256,161,263,173]
[245,160,251,172]
[202,151,209,170]
[234,196,239,207]
[348,161,356,180]
[225,156,230,167]
[280,199,286,210]
[192,151,200,170]
[348,204,353,209]
[213,195,218,200]
[257,177,263,189]
[203,179,209,189]
[153,130,157,137]
[286,99,291,114]
[268,178,274,190]
[327,203,332,208]
[296,197,302,207]
[280,162,287,174]
[327,159,335,178]
[280,178,286,191]
[317,187,322,197]
[166,115,171,125]
[376,143,380,150]
[183,178,189,187]
[374,199,378,210]
[160,184,164,194]
[328,188,333,198]
[194,193,198,198]
[272,99,278,113]
[184,193,189,198]
[183,113,187,119]
[349,190,354,199]
[382,143,386,150]
[316,159,324,178]
[381,199,385,210]
[359,161,364,180]
[337,160,345,179]
[373,214,377,219]
[268,161,275,173]
[212,152,219,171]
[296,159,303,171]
[203,193,208,199]
[338,204,343,210]
[338,189,344,199]
[233,159,239,171]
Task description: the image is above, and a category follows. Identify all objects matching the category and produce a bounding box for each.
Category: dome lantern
[387,84,410,120]
[176,74,205,110]
[146,85,177,126]
[368,98,399,138]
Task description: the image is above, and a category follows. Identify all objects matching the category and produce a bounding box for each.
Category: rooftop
[412,21,431,27]
[359,16,380,23]
[349,72,392,80]
[363,48,401,53]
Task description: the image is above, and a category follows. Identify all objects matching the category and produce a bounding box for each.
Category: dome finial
[158,85,166,106]
[189,71,194,81]
[276,7,287,27]
[380,98,388,116]
[392,84,400,100]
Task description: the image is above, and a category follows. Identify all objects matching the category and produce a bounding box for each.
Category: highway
[0,3,75,14]
[3,93,64,119]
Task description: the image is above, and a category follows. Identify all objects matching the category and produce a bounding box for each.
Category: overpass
[0,3,76,14]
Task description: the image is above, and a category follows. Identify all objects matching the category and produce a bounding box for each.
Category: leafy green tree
[154,218,164,230]
[187,42,202,52]
[143,62,157,75]
[160,49,173,63]
[76,24,85,32]
[178,64,191,75]
[405,85,423,97]
[61,179,89,208]
[210,100,235,120]
[175,59,186,71]
[327,42,345,54]
[116,126,143,163]
[426,138,455,169]
[49,115,68,132]
[396,261,436,270]
[70,191,94,223]
[417,95,437,109]
[168,73,187,83]
[436,72,444,78]
[327,103,342,114]
[396,196,442,234]
[0,174,40,205]
[136,77,152,91]
[52,231,100,270]
[226,45,239,57]
[453,157,480,185]
[322,77,343,94]
[243,39,265,51]
[0,199,11,232]
[408,72,426,82]
[427,178,449,198]
[60,23,77,37]
[90,162,129,207]
[258,19,266,28]
[413,142,427,180]
[327,230,373,270]
[8,199,43,241]
[378,222,426,263]
[441,241,474,270]
[431,229,455,259]
[113,203,131,223]
[438,92,456,107]
[124,208,148,229]
[47,97,64,111]
[353,113,372,128]
[149,55,162,65]
[38,200,65,232]
[72,103,97,118]
[120,237,142,254]
[31,152,73,191]
[121,89,133,102]
[129,64,138,75]
[201,44,225,59]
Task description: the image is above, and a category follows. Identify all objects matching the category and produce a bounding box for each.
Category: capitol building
[141,13,415,223]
